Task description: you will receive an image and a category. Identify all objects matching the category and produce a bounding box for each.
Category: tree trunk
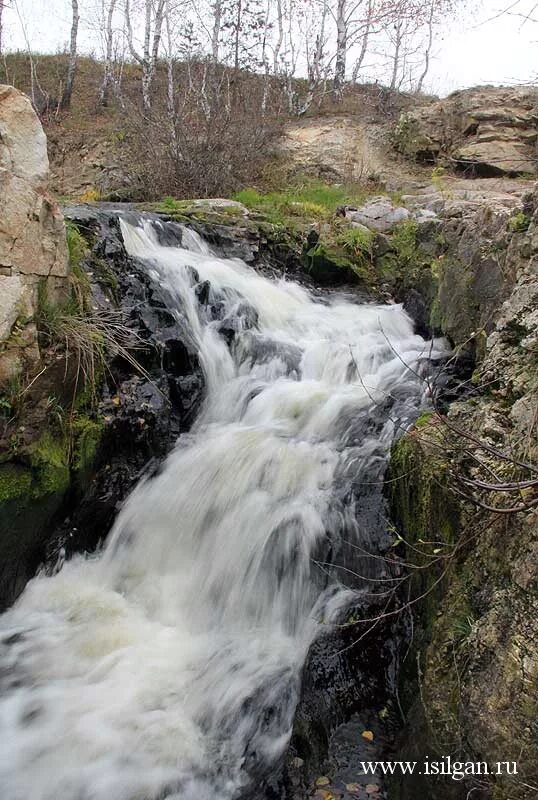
[416,0,435,93]
[126,0,165,114]
[61,0,80,109]
[390,18,402,90]
[333,0,347,99]
[211,0,222,63]
[273,0,284,74]
[99,0,118,106]
[351,0,373,82]
[234,0,243,70]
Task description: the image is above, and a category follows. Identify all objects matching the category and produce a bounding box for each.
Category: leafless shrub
[125,64,284,199]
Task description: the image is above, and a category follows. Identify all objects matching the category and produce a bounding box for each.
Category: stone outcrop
[388,190,538,799]
[342,196,411,232]
[0,85,69,384]
[394,86,538,176]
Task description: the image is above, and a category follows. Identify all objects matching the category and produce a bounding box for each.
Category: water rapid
[0,218,447,800]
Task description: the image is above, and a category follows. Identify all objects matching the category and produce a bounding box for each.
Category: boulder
[394,86,538,176]
[0,85,69,384]
[344,197,410,233]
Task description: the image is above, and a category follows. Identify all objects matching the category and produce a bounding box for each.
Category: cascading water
[0,217,447,800]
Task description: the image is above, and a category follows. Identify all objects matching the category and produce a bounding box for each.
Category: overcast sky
[3,0,536,96]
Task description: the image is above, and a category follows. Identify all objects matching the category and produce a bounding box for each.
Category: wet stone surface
[287,715,390,800]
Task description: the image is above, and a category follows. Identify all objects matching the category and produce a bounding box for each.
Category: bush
[126,69,284,201]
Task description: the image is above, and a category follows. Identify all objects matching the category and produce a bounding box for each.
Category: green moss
[161,195,181,210]
[28,431,71,497]
[388,424,460,571]
[0,464,32,503]
[414,411,434,428]
[0,409,104,535]
[303,240,372,285]
[71,415,105,476]
[377,220,426,284]
[508,211,530,232]
[429,295,442,331]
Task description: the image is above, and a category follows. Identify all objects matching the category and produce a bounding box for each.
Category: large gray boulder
[0,85,69,384]
[344,196,410,232]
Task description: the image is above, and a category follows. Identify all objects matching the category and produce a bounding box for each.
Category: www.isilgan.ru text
[359,757,517,781]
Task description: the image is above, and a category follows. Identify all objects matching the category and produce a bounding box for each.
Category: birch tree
[333,0,347,97]
[299,0,330,112]
[211,0,222,62]
[60,0,80,109]
[332,0,386,98]
[350,0,374,81]
[99,0,119,105]
[125,0,166,112]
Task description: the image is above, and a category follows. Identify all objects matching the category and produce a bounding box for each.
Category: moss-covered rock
[302,237,374,286]
[388,194,538,799]
[388,419,461,629]
[0,413,105,610]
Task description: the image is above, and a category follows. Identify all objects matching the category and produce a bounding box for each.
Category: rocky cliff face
[0,85,69,384]
[387,188,538,800]
[394,86,538,177]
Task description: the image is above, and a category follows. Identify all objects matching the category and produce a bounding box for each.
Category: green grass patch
[391,219,419,268]
[161,195,182,211]
[336,226,374,259]
[233,178,369,225]
[66,222,88,270]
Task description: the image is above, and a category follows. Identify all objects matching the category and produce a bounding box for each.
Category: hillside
[1,53,427,200]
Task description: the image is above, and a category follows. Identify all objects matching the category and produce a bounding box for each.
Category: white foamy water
[0,218,448,800]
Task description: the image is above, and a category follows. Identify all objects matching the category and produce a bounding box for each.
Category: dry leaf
[361,730,374,742]
[345,783,361,793]
[365,785,379,795]
[315,776,330,787]
[315,791,335,800]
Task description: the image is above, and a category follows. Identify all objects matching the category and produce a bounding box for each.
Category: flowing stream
[0,218,447,800]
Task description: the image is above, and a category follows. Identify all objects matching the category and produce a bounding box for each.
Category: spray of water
[0,219,447,800]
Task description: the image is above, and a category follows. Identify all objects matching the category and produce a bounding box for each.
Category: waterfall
[0,218,447,800]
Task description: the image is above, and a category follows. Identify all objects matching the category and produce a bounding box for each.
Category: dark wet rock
[238,333,303,375]
[276,592,400,800]
[219,303,260,345]
[195,279,211,305]
[41,207,206,562]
